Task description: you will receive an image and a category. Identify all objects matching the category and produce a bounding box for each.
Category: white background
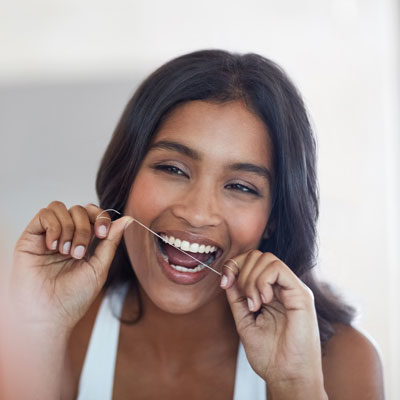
[0,0,399,397]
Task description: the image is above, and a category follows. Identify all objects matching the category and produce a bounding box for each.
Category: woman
[8,50,384,399]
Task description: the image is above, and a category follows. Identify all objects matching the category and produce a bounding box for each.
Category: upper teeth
[160,234,217,254]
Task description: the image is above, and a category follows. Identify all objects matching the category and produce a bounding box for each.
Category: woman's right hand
[10,201,133,334]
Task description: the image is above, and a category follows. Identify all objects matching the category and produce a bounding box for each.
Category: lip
[153,231,224,285]
[154,240,210,285]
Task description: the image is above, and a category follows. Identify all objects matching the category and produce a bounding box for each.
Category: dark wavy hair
[93,49,355,346]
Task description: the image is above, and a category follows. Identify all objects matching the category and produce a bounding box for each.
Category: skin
[123,99,273,315]
[7,100,384,400]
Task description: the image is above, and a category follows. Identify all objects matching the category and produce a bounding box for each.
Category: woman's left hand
[221,250,327,398]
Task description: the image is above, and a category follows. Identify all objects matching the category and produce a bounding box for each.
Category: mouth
[154,232,223,283]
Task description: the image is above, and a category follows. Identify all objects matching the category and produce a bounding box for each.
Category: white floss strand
[96,208,222,276]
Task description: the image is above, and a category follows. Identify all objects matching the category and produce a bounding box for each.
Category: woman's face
[123,100,274,314]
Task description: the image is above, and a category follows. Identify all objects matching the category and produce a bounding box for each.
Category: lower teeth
[170,264,206,273]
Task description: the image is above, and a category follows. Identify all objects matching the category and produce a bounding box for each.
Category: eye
[226,182,260,196]
[153,164,189,177]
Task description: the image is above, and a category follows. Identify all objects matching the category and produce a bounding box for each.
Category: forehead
[154,100,273,168]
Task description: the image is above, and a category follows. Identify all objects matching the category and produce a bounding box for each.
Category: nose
[170,182,223,228]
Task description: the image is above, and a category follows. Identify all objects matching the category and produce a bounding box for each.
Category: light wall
[1,0,399,397]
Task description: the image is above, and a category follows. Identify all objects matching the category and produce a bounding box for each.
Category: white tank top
[77,283,267,399]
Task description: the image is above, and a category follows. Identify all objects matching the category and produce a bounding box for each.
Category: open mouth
[156,233,223,274]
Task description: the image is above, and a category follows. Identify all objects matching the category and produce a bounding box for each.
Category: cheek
[228,204,270,251]
[123,174,163,274]
[125,172,172,220]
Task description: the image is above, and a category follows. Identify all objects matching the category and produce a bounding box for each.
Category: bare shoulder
[322,324,384,400]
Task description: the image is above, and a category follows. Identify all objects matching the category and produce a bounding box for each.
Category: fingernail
[63,241,71,254]
[51,240,58,250]
[247,297,255,311]
[220,275,228,287]
[98,225,107,237]
[124,217,134,231]
[73,245,85,259]
[261,294,266,303]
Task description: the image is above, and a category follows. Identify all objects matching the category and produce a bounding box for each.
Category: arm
[5,202,132,400]
[2,321,71,400]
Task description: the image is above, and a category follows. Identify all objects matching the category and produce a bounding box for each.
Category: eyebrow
[150,140,200,160]
[229,162,273,184]
[149,140,273,183]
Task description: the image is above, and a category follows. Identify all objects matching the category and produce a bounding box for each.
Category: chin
[149,290,206,315]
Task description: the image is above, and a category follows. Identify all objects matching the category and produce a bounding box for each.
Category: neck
[123,283,239,365]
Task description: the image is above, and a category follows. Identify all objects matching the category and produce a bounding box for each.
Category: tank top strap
[233,341,267,399]
[77,282,129,400]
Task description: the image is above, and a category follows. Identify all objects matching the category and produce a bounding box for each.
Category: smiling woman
[7,50,384,400]
[122,100,273,313]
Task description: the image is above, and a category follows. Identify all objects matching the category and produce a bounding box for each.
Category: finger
[236,250,265,288]
[221,259,239,289]
[254,260,287,305]
[224,252,278,328]
[220,250,255,289]
[69,205,93,260]
[85,203,112,239]
[225,281,255,333]
[25,208,61,251]
[236,250,265,312]
[88,216,133,283]
[256,261,313,311]
[47,201,75,255]
[242,252,278,311]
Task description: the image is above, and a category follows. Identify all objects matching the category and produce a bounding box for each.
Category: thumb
[87,216,133,284]
[225,281,255,333]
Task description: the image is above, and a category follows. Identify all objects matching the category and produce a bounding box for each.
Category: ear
[263,218,276,239]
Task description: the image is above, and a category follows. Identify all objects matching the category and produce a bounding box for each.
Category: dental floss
[96,208,222,276]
